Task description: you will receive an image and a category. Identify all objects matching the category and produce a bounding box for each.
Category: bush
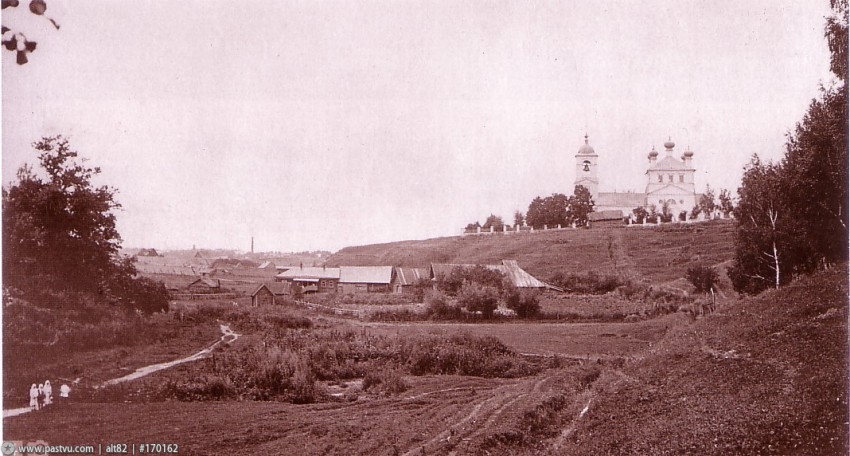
[686,265,719,294]
[424,289,461,320]
[504,288,541,318]
[362,368,409,395]
[457,282,500,318]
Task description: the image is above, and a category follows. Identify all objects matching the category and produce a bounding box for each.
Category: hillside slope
[559,266,848,455]
[327,220,735,284]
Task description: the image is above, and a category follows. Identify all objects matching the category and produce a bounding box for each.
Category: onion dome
[577,133,596,155]
[682,146,694,158]
[664,139,675,150]
[648,145,658,159]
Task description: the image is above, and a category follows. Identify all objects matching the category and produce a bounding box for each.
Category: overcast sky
[2,1,837,253]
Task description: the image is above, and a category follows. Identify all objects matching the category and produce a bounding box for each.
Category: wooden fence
[292,299,365,318]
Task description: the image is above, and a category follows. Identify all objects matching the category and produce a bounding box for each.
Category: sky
[1,1,838,253]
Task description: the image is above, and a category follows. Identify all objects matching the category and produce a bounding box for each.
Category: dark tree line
[525,185,595,229]
[3,136,168,313]
[729,0,848,294]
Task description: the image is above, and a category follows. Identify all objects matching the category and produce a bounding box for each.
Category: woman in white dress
[29,384,38,411]
[43,380,52,406]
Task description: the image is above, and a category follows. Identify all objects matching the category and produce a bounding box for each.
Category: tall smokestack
[251,237,254,254]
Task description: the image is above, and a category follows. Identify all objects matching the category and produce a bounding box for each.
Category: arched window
[582,160,591,172]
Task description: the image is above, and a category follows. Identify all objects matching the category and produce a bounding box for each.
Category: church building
[574,135,697,218]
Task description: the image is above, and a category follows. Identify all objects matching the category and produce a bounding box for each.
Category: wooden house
[250,283,290,306]
[186,277,221,293]
[275,266,340,293]
[338,266,395,294]
[392,267,431,294]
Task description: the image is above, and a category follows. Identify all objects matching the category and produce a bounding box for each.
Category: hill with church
[326,218,735,286]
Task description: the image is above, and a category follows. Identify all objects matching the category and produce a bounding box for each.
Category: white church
[574,134,698,218]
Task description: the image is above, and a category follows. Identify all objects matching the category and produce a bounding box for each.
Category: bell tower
[574,133,599,199]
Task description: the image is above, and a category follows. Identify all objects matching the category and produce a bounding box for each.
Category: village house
[392,267,431,294]
[250,282,290,306]
[338,266,395,294]
[430,260,559,291]
[186,277,221,293]
[275,266,340,293]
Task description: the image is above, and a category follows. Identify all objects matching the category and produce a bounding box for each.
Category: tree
[698,185,716,220]
[481,214,505,232]
[728,157,795,293]
[660,200,673,223]
[729,0,848,294]
[689,205,701,220]
[526,196,546,229]
[4,137,123,292]
[569,185,595,227]
[718,188,734,217]
[2,136,167,312]
[513,210,525,227]
[543,193,570,228]
[464,221,481,232]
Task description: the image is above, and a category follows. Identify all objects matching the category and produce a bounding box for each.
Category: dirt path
[2,324,239,419]
[101,324,239,386]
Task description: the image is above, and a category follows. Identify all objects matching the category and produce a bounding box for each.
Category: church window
[680,200,684,204]
[679,174,684,183]
[668,174,673,182]
[657,174,663,183]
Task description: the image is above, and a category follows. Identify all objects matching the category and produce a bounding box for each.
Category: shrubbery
[548,271,624,294]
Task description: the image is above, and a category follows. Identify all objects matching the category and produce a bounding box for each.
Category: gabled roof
[430,261,550,289]
[597,192,646,207]
[647,155,692,171]
[276,267,340,280]
[339,266,394,284]
[394,267,431,286]
[251,282,289,296]
[258,261,275,269]
[189,277,220,288]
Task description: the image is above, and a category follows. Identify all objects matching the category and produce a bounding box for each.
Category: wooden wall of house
[252,288,274,307]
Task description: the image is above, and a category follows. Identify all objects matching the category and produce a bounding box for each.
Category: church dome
[648,146,658,159]
[577,134,596,155]
[682,148,694,158]
[664,139,675,150]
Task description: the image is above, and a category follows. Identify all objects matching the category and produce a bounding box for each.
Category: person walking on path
[37,383,45,410]
[29,384,38,411]
[43,380,52,406]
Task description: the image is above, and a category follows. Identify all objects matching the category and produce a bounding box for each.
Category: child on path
[43,380,52,406]
[37,384,45,410]
[59,383,70,405]
[29,384,38,411]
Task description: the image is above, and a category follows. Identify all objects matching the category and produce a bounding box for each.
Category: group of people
[28,381,70,411]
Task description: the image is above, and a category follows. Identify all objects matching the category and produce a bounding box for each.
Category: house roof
[258,261,275,269]
[394,267,431,286]
[251,282,289,296]
[339,266,394,284]
[589,210,625,221]
[430,261,550,289]
[596,192,646,208]
[276,267,340,280]
[189,278,220,288]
